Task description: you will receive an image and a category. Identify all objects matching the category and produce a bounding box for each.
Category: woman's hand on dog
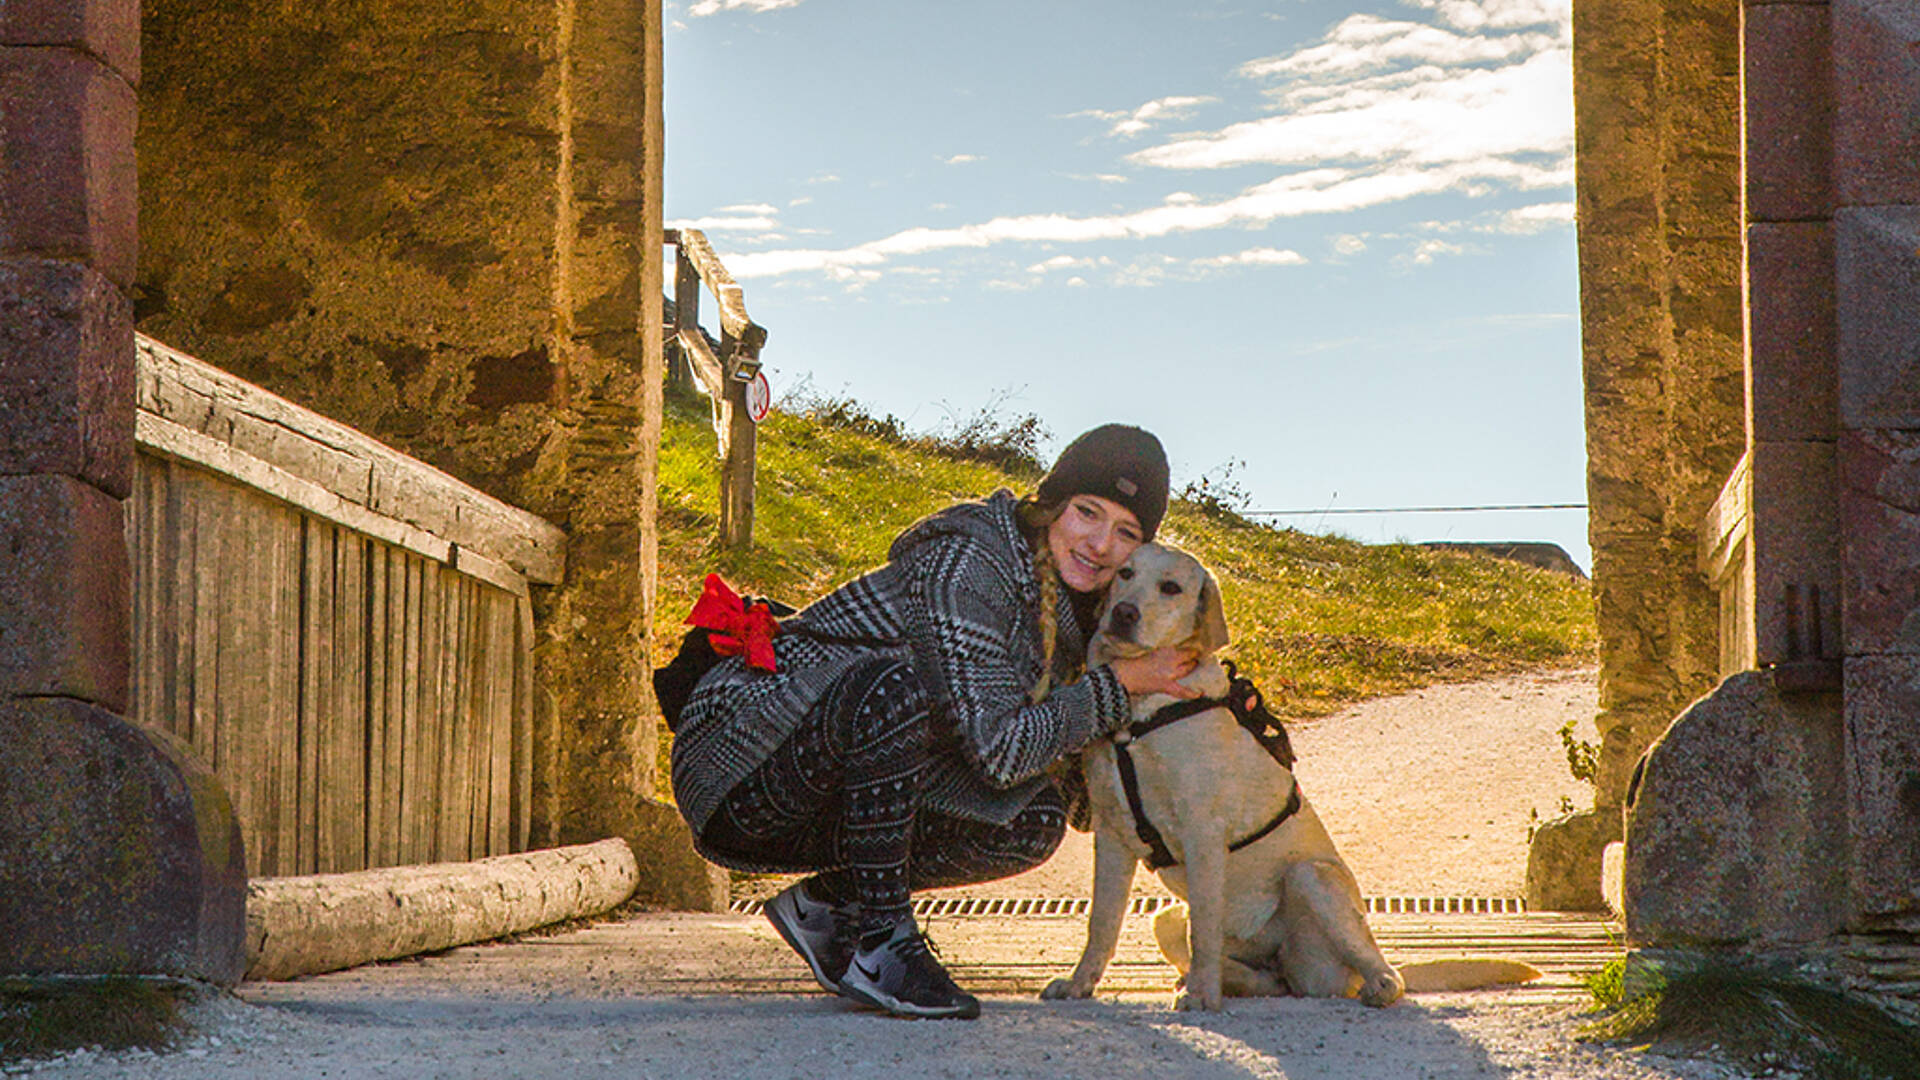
[1110,647,1202,699]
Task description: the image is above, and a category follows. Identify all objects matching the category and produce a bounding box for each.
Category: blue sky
[663,0,1590,572]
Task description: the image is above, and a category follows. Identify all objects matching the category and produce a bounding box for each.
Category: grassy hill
[656,383,1595,721]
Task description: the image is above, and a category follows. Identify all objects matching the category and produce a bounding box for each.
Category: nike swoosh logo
[852,958,882,981]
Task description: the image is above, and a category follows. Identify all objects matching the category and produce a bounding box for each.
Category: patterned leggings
[700,657,1067,936]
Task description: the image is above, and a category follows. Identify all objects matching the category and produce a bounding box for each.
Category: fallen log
[245,838,638,980]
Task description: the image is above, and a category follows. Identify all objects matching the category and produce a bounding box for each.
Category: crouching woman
[669,424,1197,1018]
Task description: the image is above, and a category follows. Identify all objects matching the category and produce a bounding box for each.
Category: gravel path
[19,666,1769,1080]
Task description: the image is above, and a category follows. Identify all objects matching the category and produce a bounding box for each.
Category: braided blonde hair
[1018,497,1068,704]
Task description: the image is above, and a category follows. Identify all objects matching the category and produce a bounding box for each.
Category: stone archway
[1551,0,1920,969]
[1,0,699,985]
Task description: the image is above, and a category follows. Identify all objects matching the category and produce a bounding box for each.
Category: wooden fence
[666,227,767,548]
[127,336,567,879]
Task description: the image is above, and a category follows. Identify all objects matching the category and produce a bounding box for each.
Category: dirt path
[949,664,1600,901]
[21,666,1763,1080]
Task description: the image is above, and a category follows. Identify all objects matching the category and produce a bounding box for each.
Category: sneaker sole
[838,974,981,1020]
[764,893,844,996]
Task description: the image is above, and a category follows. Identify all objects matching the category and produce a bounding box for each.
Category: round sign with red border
[745,371,772,424]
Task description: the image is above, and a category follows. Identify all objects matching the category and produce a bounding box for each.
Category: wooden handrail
[665,228,765,549]
[670,228,767,362]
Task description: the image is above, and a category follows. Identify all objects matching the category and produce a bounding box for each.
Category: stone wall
[1833,0,1920,931]
[132,0,681,877]
[1530,0,1748,910]
[1,0,248,982]
[1614,0,1920,966]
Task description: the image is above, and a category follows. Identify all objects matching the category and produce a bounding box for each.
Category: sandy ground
[15,666,1770,1080]
[949,664,1601,902]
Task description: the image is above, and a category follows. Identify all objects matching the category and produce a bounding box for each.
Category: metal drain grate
[728,894,1526,918]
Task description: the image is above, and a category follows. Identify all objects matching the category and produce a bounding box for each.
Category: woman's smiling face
[1047,494,1145,593]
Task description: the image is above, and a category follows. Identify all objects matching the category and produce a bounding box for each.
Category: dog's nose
[1107,602,1139,637]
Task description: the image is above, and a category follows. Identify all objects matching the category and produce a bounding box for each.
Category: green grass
[1578,952,1920,1080]
[656,382,1596,721]
[0,978,197,1065]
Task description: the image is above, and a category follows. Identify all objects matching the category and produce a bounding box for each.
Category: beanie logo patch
[1114,476,1139,497]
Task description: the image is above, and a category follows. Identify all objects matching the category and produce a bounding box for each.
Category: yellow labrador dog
[1041,543,1539,1011]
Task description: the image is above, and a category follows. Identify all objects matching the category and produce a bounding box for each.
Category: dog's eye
[1117,567,1134,581]
[1159,580,1183,596]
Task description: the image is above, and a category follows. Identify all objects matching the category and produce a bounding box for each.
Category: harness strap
[1110,663,1301,871]
[1113,740,1178,870]
[1113,740,1304,871]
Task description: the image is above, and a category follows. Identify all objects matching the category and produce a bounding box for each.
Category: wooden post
[719,377,756,549]
[666,228,765,549]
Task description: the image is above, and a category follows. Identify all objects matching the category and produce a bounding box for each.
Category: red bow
[686,574,780,672]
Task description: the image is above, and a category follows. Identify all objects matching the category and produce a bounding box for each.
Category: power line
[1242,503,1588,517]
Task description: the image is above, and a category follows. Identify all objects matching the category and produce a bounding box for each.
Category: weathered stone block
[1750,440,1841,666]
[0,474,129,710]
[1837,206,1920,430]
[1747,223,1836,443]
[1834,0,1920,206]
[1745,3,1833,221]
[1526,807,1622,912]
[0,0,140,85]
[0,258,134,497]
[1840,429,1920,654]
[0,698,247,983]
[1624,672,1849,946]
[1844,655,1920,920]
[625,797,727,912]
[0,48,136,287]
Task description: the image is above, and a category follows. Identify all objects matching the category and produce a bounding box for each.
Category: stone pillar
[0,0,246,981]
[1834,0,1920,930]
[1535,0,1747,911]
[1746,0,1841,677]
[134,0,716,906]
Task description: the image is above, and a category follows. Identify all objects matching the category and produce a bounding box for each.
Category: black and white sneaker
[764,881,859,994]
[838,920,981,1020]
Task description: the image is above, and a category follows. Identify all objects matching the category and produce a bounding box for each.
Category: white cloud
[944,154,982,165]
[1136,49,1572,172]
[1240,15,1557,80]
[666,214,779,232]
[1075,95,1219,138]
[1026,254,1112,274]
[727,0,1572,285]
[1404,0,1569,31]
[1193,247,1309,267]
[1487,200,1574,233]
[1396,238,1482,266]
[688,0,802,15]
[718,202,780,215]
[727,154,1568,279]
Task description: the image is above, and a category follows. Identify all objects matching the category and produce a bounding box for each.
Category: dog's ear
[1191,568,1231,653]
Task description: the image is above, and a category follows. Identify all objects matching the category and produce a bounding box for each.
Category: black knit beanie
[1035,424,1170,540]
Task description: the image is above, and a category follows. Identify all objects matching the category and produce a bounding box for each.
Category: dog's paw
[1040,976,1093,1001]
[1358,969,1405,1008]
[1172,985,1223,1011]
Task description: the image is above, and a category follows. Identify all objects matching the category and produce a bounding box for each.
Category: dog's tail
[1395,958,1544,992]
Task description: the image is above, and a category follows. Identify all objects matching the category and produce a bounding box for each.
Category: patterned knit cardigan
[670,490,1132,840]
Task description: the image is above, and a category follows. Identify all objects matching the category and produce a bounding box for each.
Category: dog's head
[1092,542,1230,661]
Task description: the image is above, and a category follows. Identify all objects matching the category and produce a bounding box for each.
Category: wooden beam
[136,336,566,585]
[675,229,768,359]
[1699,449,1752,583]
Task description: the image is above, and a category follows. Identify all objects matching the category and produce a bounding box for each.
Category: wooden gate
[127,337,567,878]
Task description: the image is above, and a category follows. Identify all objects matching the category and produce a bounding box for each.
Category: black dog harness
[1110,661,1303,871]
